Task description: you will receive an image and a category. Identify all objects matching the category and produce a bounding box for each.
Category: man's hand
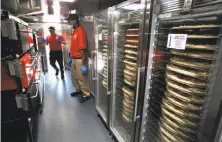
[58,37,66,45]
[58,37,62,43]
[40,37,46,43]
[81,65,88,75]
[82,57,88,76]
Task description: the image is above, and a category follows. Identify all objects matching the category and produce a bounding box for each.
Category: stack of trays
[101,30,108,89]
[158,24,217,142]
[123,28,138,87]
[122,86,135,123]
[121,28,139,122]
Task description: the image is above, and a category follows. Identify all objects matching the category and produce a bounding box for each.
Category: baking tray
[167,64,209,79]
[124,77,136,87]
[185,44,216,50]
[125,44,138,49]
[166,70,208,87]
[161,107,198,128]
[124,49,138,55]
[161,113,195,134]
[124,69,136,78]
[162,98,200,119]
[125,64,137,72]
[170,49,215,60]
[171,25,220,29]
[170,56,214,70]
[165,92,202,112]
[125,54,137,61]
[166,86,206,105]
[124,59,137,67]
[166,78,206,96]
[122,86,135,97]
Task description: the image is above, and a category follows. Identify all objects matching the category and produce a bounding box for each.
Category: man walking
[45,26,66,79]
[67,14,91,103]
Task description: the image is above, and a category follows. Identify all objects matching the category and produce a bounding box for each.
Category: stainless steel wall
[202,57,222,142]
[80,21,95,58]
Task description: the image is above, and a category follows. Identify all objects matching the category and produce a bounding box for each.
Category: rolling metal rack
[139,0,222,142]
[110,0,152,142]
[94,8,113,127]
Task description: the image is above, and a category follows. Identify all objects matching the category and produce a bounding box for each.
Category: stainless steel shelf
[119,22,140,26]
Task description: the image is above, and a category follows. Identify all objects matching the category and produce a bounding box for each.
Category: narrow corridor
[35,68,113,142]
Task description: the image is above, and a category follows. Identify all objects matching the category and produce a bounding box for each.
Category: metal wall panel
[157,0,184,13]
[193,0,222,7]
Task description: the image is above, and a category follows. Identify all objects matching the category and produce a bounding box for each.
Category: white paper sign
[158,14,164,19]
[167,34,187,50]
[164,13,172,18]
[99,34,102,40]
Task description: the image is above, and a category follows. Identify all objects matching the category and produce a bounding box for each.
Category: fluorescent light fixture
[97,54,105,72]
[97,59,105,71]
[113,10,119,16]
[122,4,142,10]
[9,15,29,26]
[69,9,76,14]
[43,15,60,22]
[59,0,75,2]
[17,11,44,17]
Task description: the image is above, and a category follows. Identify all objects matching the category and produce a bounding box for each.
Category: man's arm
[61,36,66,45]
[81,49,88,65]
[45,37,49,45]
[58,36,66,45]
[40,37,48,45]
[79,30,88,65]
[62,41,66,45]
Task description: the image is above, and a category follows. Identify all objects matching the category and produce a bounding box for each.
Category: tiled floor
[35,67,113,142]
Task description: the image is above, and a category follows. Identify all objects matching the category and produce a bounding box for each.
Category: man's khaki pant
[71,59,90,96]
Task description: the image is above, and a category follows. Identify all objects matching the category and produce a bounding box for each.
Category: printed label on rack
[99,34,102,40]
[167,34,187,50]
[158,14,164,19]
[164,13,172,18]
[158,13,171,19]
[119,21,125,24]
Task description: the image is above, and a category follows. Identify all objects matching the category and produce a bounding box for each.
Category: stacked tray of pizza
[121,28,139,122]
[100,29,108,88]
[157,24,218,142]
[122,86,135,123]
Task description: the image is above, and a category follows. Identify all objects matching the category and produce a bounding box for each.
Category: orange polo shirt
[46,34,65,51]
[70,26,87,58]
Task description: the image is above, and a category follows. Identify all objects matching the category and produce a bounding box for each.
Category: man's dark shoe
[70,91,82,97]
[61,74,65,80]
[80,95,90,103]
[55,70,59,76]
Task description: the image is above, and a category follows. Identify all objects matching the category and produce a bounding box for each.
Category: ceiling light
[122,4,142,10]
[59,0,75,2]
[69,9,76,14]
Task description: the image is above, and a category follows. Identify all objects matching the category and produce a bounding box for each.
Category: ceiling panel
[61,0,127,16]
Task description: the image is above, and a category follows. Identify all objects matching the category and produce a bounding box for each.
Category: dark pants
[49,50,64,75]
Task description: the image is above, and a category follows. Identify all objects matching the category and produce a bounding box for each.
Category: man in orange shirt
[46,26,66,79]
[67,14,90,103]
